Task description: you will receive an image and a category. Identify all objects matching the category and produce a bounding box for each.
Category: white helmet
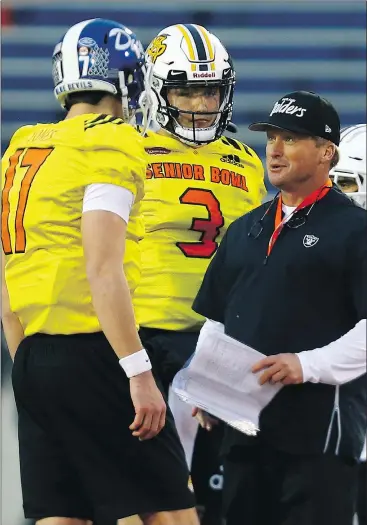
[330,124,366,208]
[145,24,235,145]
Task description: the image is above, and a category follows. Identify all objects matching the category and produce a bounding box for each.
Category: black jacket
[193,188,367,459]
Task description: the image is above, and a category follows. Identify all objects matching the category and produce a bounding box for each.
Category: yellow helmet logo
[147,35,168,63]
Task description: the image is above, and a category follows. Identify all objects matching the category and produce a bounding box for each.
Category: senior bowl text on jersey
[133,132,265,331]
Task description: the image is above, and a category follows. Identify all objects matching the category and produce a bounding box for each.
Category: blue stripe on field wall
[2,43,365,61]
[230,47,366,60]
[3,2,364,174]
[233,79,366,93]
[13,9,366,28]
[1,109,362,128]
[3,77,366,94]
[3,77,55,90]
[13,1,363,13]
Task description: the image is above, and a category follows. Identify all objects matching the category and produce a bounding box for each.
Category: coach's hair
[64,91,121,111]
[314,137,340,168]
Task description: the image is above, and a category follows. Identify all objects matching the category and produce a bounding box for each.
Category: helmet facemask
[146,23,236,146]
[329,124,366,209]
[152,72,234,146]
[330,170,366,208]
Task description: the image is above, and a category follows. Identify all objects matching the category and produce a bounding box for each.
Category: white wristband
[119,349,152,378]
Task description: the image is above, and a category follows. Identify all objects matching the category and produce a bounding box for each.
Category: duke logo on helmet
[52,18,153,130]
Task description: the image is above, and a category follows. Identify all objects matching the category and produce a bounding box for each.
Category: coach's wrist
[119,349,152,378]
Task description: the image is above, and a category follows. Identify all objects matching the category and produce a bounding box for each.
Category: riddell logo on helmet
[193,72,216,78]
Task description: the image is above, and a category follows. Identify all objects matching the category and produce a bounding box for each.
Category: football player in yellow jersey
[1,18,198,525]
[133,24,266,524]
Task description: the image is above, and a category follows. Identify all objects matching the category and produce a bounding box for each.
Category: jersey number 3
[177,188,224,259]
[1,147,53,255]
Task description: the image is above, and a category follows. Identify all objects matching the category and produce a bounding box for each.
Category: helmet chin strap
[138,62,155,135]
[172,110,221,145]
[167,103,224,145]
[173,124,217,145]
[118,64,155,133]
[118,71,130,122]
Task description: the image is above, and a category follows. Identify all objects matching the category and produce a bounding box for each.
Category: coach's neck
[279,173,330,207]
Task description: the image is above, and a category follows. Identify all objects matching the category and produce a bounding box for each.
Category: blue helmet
[52,18,152,123]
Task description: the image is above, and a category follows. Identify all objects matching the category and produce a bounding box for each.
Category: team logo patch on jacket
[303,234,319,248]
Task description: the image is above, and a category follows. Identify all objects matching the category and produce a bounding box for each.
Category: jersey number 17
[1,147,53,255]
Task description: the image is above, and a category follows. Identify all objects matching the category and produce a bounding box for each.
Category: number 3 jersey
[133,131,266,331]
[1,114,145,336]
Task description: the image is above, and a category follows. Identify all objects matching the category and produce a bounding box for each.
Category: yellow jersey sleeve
[83,115,145,202]
[78,116,146,295]
[2,114,145,336]
[133,131,266,331]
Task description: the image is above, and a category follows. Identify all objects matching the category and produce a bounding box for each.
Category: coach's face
[266,129,329,190]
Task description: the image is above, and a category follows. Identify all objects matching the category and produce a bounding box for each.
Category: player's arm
[82,200,166,440]
[82,209,142,358]
[1,252,24,360]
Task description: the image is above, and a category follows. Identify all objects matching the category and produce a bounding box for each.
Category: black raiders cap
[249,90,340,145]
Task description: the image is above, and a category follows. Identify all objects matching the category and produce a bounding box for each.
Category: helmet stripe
[197,26,214,60]
[177,24,197,71]
[184,24,208,63]
[196,25,215,71]
[61,18,95,81]
[340,124,365,142]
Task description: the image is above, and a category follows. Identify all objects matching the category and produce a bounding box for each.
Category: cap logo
[270,97,307,118]
[325,125,332,133]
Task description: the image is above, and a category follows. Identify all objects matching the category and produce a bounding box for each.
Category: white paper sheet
[172,321,283,436]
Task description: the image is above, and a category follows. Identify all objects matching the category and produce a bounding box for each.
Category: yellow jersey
[134,131,266,331]
[1,114,145,336]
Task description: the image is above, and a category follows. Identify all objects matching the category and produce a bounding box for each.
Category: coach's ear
[82,210,127,279]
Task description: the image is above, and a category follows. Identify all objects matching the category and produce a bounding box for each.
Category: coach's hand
[192,407,219,431]
[252,353,304,386]
[129,371,167,440]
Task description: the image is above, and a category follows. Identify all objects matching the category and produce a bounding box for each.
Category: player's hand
[192,407,219,431]
[252,353,304,386]
[129,371,166,440]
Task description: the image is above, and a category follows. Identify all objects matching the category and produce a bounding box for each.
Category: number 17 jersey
[133,131,266,331]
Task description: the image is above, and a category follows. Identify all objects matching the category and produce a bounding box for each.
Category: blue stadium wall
[2,0,366,191]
